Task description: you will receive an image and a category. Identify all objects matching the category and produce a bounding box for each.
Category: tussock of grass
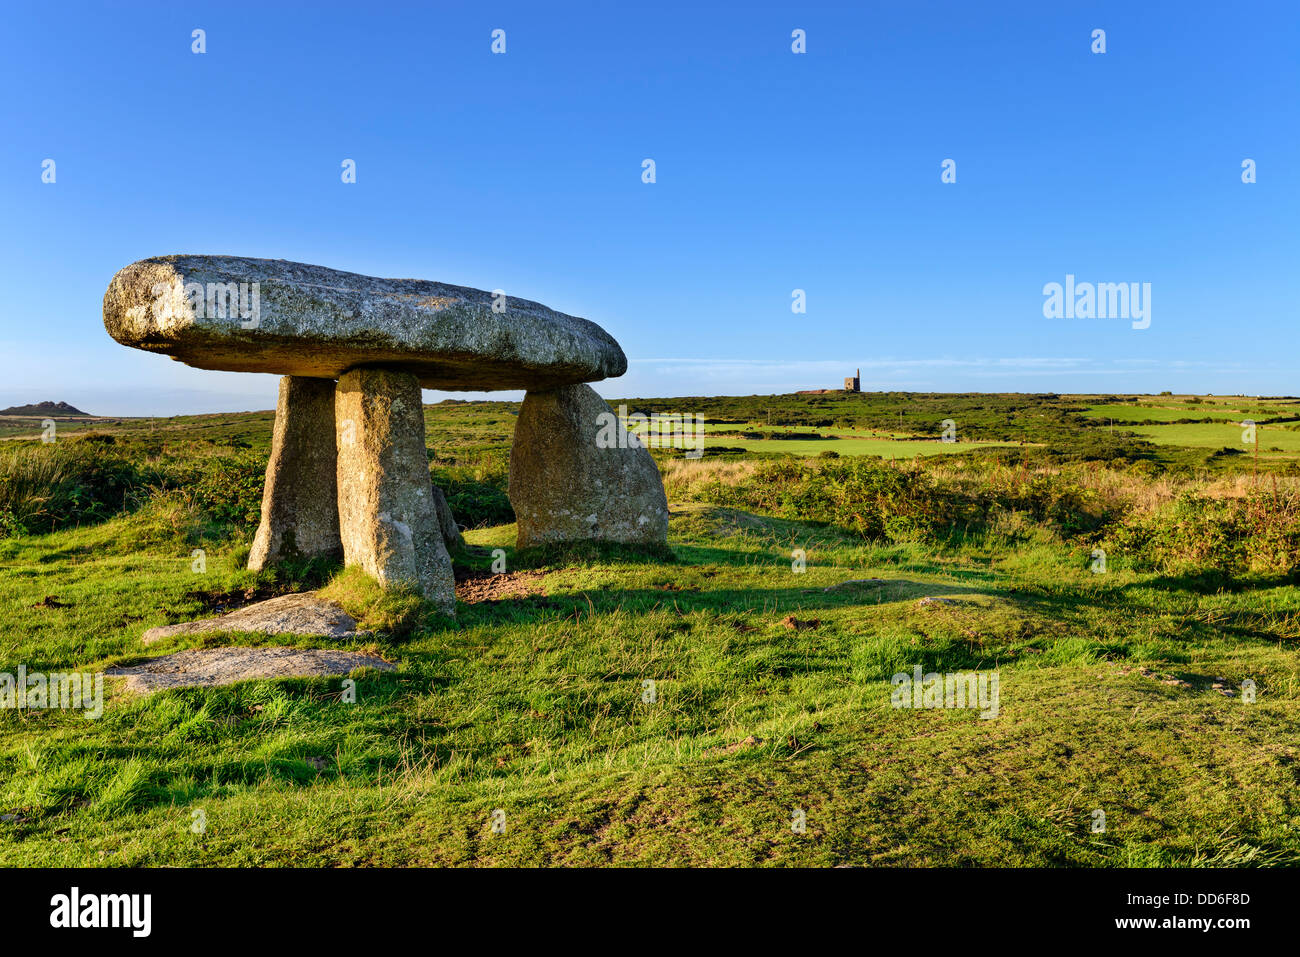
[0,440,149,536]
[317,566,437,638]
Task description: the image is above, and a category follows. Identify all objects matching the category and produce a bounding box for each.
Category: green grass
[1081,405,1246,424]
[1,394,1298,866]
[1131,422,1300,455]
[697,434,1023,458]
[1081,396,1300,426]
[317,566,438,638]
[0,411,277,443]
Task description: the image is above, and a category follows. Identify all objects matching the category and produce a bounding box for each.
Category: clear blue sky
[1,0,1296,415]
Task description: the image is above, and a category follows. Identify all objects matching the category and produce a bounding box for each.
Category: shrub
[691,459,939,541]
[674,457,1123,544]
[1107,488,1300,580]
[190,450,265,531]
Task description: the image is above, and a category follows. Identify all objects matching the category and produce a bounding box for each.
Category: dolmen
[103,255,669,617]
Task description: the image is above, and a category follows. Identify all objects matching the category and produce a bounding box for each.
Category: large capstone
[103,255,626,390]
[335,367,456,615]
[248,376,343,570]
[508,384,669,549]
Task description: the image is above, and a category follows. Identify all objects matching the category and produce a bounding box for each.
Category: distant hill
[0,400,93,417]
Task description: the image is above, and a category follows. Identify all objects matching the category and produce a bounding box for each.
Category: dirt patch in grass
[781,615,821,630]
[185,584,290,615]
[454,569,547,603]
[705,735,764,757]
[1114,665,1241,695]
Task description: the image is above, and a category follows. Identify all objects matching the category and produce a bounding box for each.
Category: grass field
[693,433,1023,458]
[2,392,1298,866]
[0,412,278,442]
[1131,423,1300,456]
[1081,406,1245,424]
[1080,396,1300,426]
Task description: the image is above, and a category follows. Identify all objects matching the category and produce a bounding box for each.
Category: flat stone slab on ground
[103,255,626,390]
[141,592,365,646]
[107,647,394,693]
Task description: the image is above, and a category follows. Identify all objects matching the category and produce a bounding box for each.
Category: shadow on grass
[452,577,995,628]
[511,540,678,569]
[1120,568,1300,595]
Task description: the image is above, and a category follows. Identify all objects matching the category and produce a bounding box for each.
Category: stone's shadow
[452,573,993,627]
[669,542,861,569]
[1119,569,1299,595]
[269,554,344,589]
[511,540,677,570]
[449,572,1017,678]
[185,582,299,615]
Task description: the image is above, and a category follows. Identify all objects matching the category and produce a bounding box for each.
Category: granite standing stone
[508,384,669,549]
[431,484,465,551]
[335,367,456,615]
[248,376,343,569]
